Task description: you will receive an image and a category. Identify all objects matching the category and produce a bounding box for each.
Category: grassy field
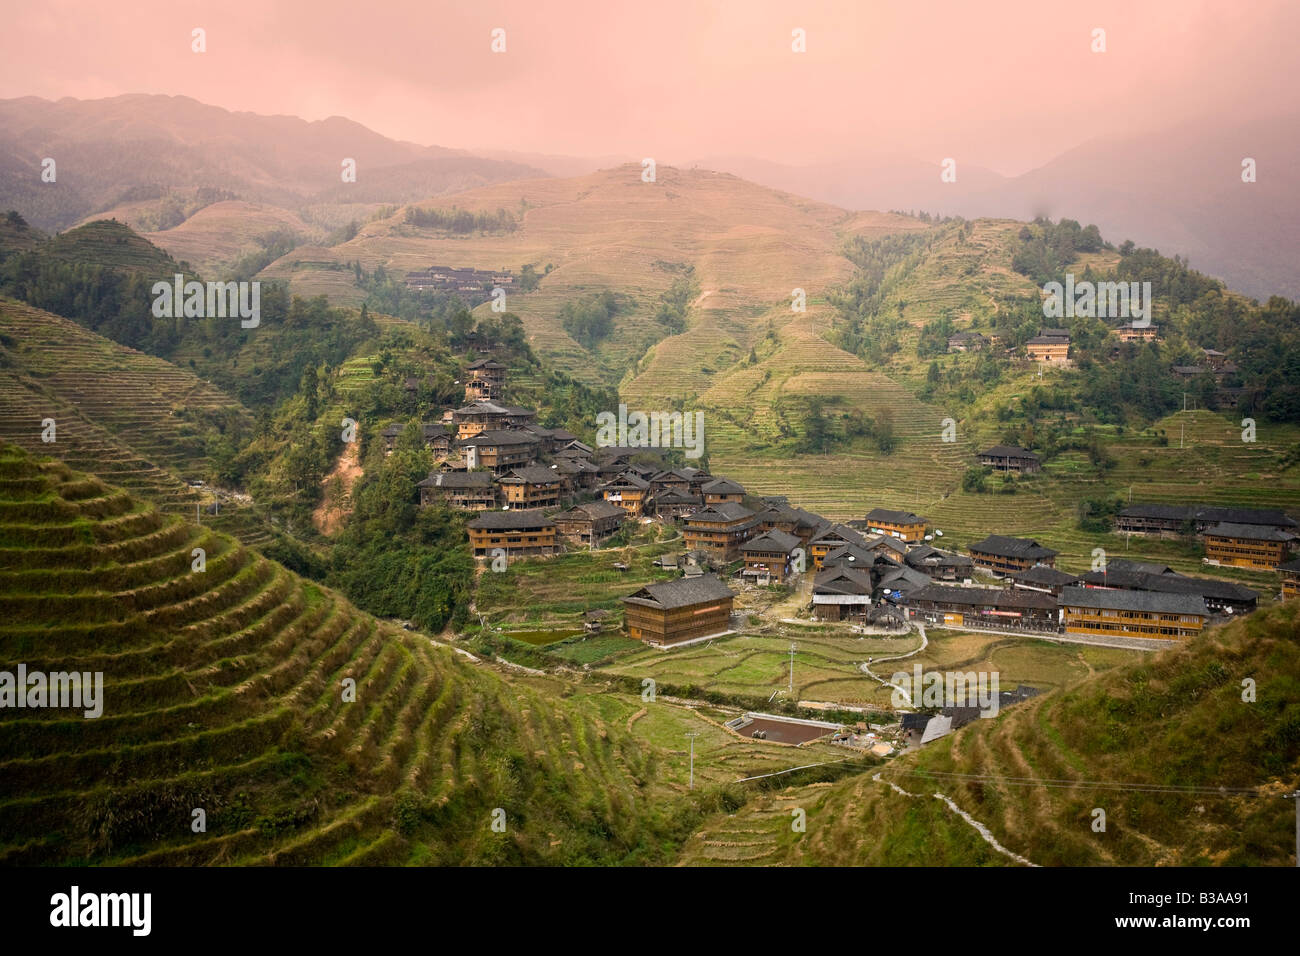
[600,622,1139,710]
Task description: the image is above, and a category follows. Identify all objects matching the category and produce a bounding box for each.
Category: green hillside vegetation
[687,599,1300,866]
[0,443,726,865]
[0,297,250,510]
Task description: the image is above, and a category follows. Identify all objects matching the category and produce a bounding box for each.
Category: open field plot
[474,521,683,624]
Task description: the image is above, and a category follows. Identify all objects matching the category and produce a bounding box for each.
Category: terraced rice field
[0,297,250,515]
[0,444,702,865]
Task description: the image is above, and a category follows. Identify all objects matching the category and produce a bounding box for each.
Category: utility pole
[685,732,699,790]
[196,502,201,525]
[788,642,798,693]
[1294,789,1299,867]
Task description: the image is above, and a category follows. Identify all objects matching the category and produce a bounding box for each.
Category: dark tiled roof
[454,400,511,415]
[740,530,801,553]
[978,445,1039,460]
[599,472,651,491]
[969,535,1058,560]
[1120,504,1297,528]
[906,584,1057,611]
[1204,522,1296,542]
[467,509,556,530]
[688,502,756,523]
[702,477,745,494]
[418,471,493,488]
[1278,557,1300,573]
[813,566,875,595]
[460,429,539,447]
[557,500,627,521]
[866,508,924,524]
[906,545,973,569]
[1011,566,1079,587]
[500,465,563,485]
[621,573,736,611]
[1060,585,1208,617]
[1078,569,1256,603]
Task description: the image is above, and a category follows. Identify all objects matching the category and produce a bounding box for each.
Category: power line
[873,767,1294,799]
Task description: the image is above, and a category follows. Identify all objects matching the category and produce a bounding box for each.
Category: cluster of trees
[350,260,467,325]
[328,444,475,633]
[795,397,895,455]
[654,268,697,333]
[560,290,624,347]
[1011,218,1107,285]
[828,229,937,365]
[403,206,517,233]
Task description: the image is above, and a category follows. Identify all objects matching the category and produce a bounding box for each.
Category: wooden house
[811,566,875,621]
[1280,557,1300,600]
[497,465,564,510]
[977,445,1041,474]
[553,500,627,548]
[461,430,540,472]
[863,508,926,543]
[650,490,703,519]
[701,477,745,505]
[904,585,1059,632]
[1026,328,1070,363]
[947,331,988,353]
[1115,323,1159,343]
[1078,562,1256,616]
[808,523,869,571]
[452,401,536,440]
[904,545,974,582]
[1059,586,1207,640]
[464,358,506,402]
[1203,522,1296,570]
[421,423,452,456]
[598,471,651,516]
[417,471,497,510]
[968,534,1058,574]
[621,574,736,646]
[739,530,802,584]
[380,423,404,455]
[466,509,557,562]
[683,503,760,561]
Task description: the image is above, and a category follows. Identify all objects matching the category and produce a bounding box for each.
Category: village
[381,352,1299,752]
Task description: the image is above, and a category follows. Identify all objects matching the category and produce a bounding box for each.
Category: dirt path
[312,441,363,535]
[860,623,928,705]
[873,771,1038,867]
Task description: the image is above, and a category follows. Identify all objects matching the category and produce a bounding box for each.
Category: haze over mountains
[1,94,1295,300]
[0,95,547,234]
[695,113,1300,302]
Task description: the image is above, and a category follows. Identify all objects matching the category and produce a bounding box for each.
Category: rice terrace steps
[0,443,692,865]
[0,296,248,514]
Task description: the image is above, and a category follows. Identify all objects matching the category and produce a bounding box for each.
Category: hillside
[261,164,916,386]
[682,600,1300,866]
[0,94,549,234]
[0,297,251,514]
[0,443,707,865]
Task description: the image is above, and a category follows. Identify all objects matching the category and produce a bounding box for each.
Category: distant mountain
[0,94,549,232]
[699,113,1300,302]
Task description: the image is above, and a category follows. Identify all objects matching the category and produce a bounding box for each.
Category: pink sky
[2,0,1297,175]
